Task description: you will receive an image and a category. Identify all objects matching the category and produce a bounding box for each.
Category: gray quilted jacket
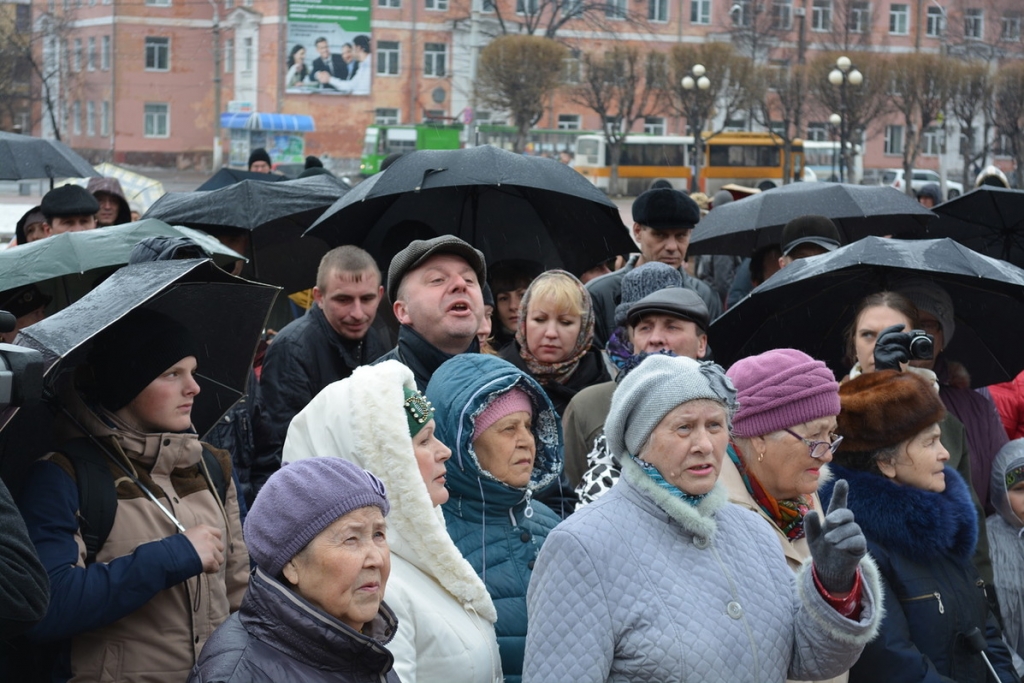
[523,457,883,683]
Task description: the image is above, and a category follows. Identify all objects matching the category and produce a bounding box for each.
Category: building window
[424,43,446,77]
[377,41,400,75]
[145,37,169,71]
[224,39,234,73]
[375,107,400,125]
[604,115,623,134]
[849,1,869,33]
[15,4,30,33]
[144,103,169,137]
[926,5,944,36]
[73,39,82,71]
[884,124,903,155]
[1002,13,1021,41]
[562,51,581,84]
[811,0,831,30]
[15,111,30,134]
[732,0,752,26]
[648,0,667,22]
[644,116,666,135]
[921,126,942,155]
[889,3,908,34]
[86,101,95,135]
[690,0,710,24]
[101,100,110,136]
[101,35,111,70]
[145,0,171,6]
[243,37,253,71]
[557,114,581,130]
[424,109,446,121]
[72,101,81,135]
[964,8,983,39]
[516,0,537,12]
[772,0,792,30]
[378,0,400,7]
[87,37,95,70]
[425,0,447,9]
[605,0,626,18]
[994,133,1011,157]
[807,122,827,141]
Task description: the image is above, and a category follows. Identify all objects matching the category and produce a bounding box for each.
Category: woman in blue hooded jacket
[426,354,563,683]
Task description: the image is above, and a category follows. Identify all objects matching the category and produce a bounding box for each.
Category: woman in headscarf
[987,439,1024,664]
[822,370,1017,683]
[499,270,610,417]
[524,354,883,683]
[426,354,562,683]
[282,360,503,683]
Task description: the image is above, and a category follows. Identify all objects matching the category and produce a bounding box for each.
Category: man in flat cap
[586,187,720,347]
[39,184,100,238]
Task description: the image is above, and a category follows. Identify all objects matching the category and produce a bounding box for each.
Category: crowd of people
[1,158,1023,683]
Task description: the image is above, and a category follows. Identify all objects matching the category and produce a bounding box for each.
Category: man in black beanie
[39,184,100,236]
[247,148,272,173]
[586,186,721,347]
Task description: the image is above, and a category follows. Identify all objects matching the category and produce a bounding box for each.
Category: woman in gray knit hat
[524,354,884,683]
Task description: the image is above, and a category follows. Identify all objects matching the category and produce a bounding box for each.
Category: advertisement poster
[285,0,372,96]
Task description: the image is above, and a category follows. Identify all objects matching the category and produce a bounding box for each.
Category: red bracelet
[812,565,864,621]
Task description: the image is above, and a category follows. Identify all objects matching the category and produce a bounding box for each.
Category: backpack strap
[200,446,229,504]
[60,438,117,566]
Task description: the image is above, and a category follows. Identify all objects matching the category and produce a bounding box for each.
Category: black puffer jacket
[189,568,400,683]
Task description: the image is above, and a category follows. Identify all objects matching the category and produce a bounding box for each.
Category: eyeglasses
[782,428,843,460]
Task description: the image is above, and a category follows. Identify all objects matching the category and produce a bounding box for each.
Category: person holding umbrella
[17,308,249,683]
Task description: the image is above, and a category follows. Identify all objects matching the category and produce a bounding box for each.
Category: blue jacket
[821,465,1017,683]
[426,354,563,683]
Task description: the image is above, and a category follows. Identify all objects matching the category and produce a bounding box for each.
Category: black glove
[873,323,912,372]
[806,480,866,594]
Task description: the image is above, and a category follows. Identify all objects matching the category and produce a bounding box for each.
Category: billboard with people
[285,0,371,96]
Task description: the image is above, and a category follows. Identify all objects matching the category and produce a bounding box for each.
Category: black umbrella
[145,176,345,293]
[305,145,634,278]
[688,182,935,256]
[924,186,1024,267]
[709,236,1024,387]
[0,259,278,486]
[196,168,288,191]
[0,132,100,189]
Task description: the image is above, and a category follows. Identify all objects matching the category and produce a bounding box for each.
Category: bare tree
[478,0,649,39]
[725,0,786,63]
[667,43,755,190]
[949,60,996,188]
[475,35,566,152]
[750,56,809,185]
[813,0,876,52]
[944,0,1024,62]
[993,60,1024,188]
[889,53,958,196]
[571,46,668,195]
[0,8,33,132]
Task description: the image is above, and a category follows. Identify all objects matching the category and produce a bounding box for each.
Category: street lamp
[827,55,862,183]
[828,113,842,182]
[681,64,712,191]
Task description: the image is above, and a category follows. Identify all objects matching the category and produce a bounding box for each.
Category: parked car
[879,168,963,200]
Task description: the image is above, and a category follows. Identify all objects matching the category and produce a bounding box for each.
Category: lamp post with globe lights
[828,56,862,183]
[680,64,713,191]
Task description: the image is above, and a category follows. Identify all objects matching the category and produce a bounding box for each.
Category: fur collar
[620,455,727,542]
[822,464,978,561]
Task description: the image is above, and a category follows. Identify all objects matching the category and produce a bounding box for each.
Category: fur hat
[632,187,701,230]
[837,370,946,457]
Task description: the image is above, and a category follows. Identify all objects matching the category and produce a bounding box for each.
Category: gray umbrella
[689,182,935,256]
[0,132,100,188]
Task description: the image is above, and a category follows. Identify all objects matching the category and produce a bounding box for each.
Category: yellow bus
[573,132,805,195]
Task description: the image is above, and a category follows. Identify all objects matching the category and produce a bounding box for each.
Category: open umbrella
[709,236,1024,387]
[0,259,278,485]
[144,175,345,293]
[196,168,288,191]
[0,219,246,311]
[924,186,1024,267]
[688,183,935,256]
[0,132,100,189]
[305,145,635,278]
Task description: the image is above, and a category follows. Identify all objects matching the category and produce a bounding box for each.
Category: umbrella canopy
[305,145,634,278]
[0,132,100,187]
[93,163,166,214]
[709,236,1024,387]
[924,186,1024,267]
[196,168,288,191]
[0,259,278,482]
[688,182,935,257]
[144,175,345,293]
[0,219,246,311]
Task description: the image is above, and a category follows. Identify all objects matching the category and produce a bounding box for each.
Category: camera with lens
[0,310,44,411]
[907,329,934,361]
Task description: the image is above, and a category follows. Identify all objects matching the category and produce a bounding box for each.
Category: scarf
[633,455,709,507]
[728,443,812,540]
[515,270,596,385]
[606,326,633,371]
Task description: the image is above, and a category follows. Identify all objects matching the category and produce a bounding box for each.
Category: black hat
[298,166,334,179]
[632,188,701,230]
[0,284,52,319]
[482,282,494,308]
[304,155,324,169]
[248,147,272,169]
[387,235,486,303]
[40,185,100,220]
[89,308,199,411]
[780,215,841,256]
[916,183,941,204]
[15,205,44,244]
[627,288,710,332]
